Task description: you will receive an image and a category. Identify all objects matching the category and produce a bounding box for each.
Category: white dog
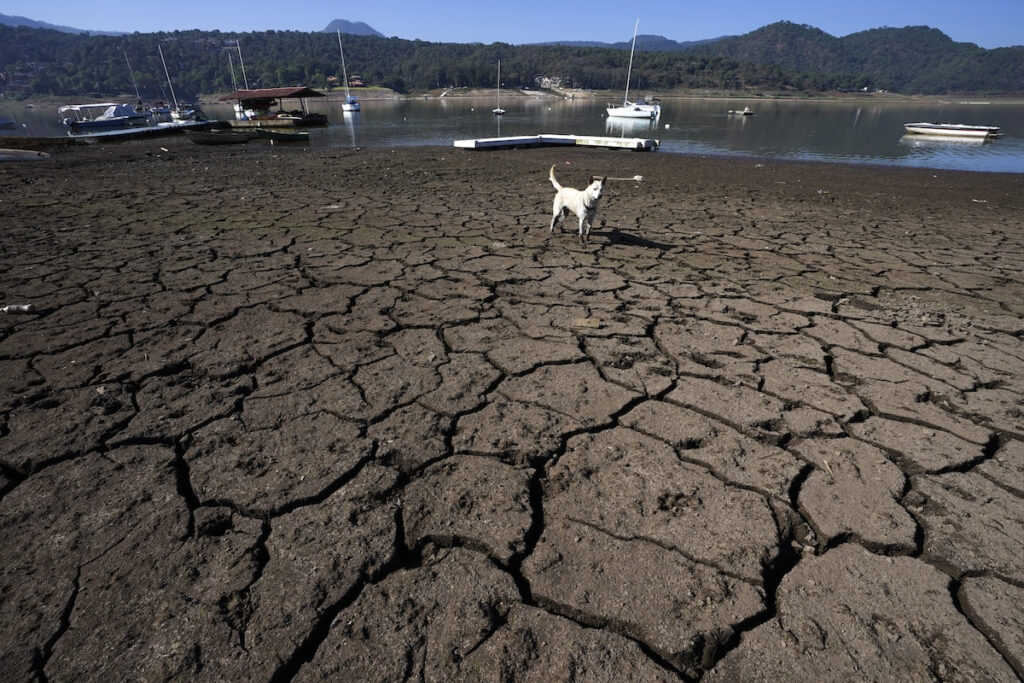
[549,165,606,244]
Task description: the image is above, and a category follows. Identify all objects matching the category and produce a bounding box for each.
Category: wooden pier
[63,120,212,142]
[453,133,659,151]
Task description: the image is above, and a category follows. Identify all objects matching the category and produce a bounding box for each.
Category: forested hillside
[685,22,1024,93]
[1,22,1020,100]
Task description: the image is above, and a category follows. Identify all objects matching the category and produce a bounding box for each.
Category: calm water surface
[4,97,1023,173]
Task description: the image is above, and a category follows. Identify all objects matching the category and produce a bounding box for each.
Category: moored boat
[253,128,310,143]
[59,103,153,133]
[903,122,1000,138]
[606,20,660,120]
[185,129,253,145]
[337,31,361,112]
[492,60,505,116]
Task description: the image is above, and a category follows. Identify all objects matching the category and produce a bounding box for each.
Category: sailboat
[492,60,505,116]
[606,19,660,120]
[158,44,197,121]
[337,31,360,112]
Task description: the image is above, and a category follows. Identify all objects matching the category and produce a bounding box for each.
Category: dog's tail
[549,165,562,191]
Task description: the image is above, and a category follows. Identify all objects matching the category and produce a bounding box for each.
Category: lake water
[4,97,1023,173]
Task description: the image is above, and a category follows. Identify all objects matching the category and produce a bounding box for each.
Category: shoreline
[7,91,1024,107]
[3,134,1024,177]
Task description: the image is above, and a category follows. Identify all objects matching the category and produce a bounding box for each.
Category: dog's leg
[550,209,560,234]
[550,200,565,234]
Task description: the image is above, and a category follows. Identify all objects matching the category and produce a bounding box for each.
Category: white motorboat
[59,103,152,133]
[492,60,506,116]
[903,122,1000,138]
[338,31,360,112]
[606,19,660,120]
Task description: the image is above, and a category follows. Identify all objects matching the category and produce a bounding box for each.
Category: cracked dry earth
[1,140,1023,681]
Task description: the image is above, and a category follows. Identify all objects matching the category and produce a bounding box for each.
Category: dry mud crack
[1,142,1023,680]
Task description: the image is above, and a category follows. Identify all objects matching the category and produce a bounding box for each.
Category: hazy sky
[4,0,1022,48]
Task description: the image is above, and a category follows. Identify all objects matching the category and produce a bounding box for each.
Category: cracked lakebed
[1,141,1023,681]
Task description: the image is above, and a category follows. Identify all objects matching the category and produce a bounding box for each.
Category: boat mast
[337,30,351,99]
[157,43,179,111]
[227,51,238,92]
[123,49,142,103]
[623,19,638,105]
[236,39,250,90]
[497,60,500,107]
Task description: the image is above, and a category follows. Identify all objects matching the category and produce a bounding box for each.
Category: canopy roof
[58,103,129,112]
[218,87,325,102]
[58,103,144,120]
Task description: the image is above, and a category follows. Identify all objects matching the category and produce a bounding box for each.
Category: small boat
[254,128,310,143]
[903,122,1000,138]
[606,20,660,120]
[492,60,505,116]
[185,129,253,145]
[157,44,205,123]
[0,148,50,162]
[59,103,153,133]
[337,31,360,112]
[729,106,754,116]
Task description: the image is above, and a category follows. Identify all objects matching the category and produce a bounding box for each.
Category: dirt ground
[1,138,1023,681]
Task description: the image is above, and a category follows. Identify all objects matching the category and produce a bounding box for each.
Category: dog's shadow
[592,227,674,251]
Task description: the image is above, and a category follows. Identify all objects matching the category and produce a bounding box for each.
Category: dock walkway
[454,133,659,151]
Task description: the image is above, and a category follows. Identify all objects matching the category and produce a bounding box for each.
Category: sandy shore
[1,140,1023,680]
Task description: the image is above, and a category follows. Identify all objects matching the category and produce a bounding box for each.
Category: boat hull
[607,104,660,119]
[904,123,1000,138]
[253,128,310,143]
[229,113,328,129]
[186,130,253,145]
[67,115,152,132]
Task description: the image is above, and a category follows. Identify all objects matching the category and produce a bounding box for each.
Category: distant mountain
[0,12,122,36]
[533,34,725,51]
[322,19,383,37]
[676,21,1024,93]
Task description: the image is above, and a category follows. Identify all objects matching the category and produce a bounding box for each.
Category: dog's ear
[601,176,608,183]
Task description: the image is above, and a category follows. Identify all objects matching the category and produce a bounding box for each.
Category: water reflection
[340,110,359,147]
[899,134,988,147]
[604,116,658,138]
[3,97,1021,172]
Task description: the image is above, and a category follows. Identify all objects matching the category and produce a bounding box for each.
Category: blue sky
[3,0,1022,48]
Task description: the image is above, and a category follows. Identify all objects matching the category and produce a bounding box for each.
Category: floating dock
[454,133,659,151]
[65,120,213,142]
